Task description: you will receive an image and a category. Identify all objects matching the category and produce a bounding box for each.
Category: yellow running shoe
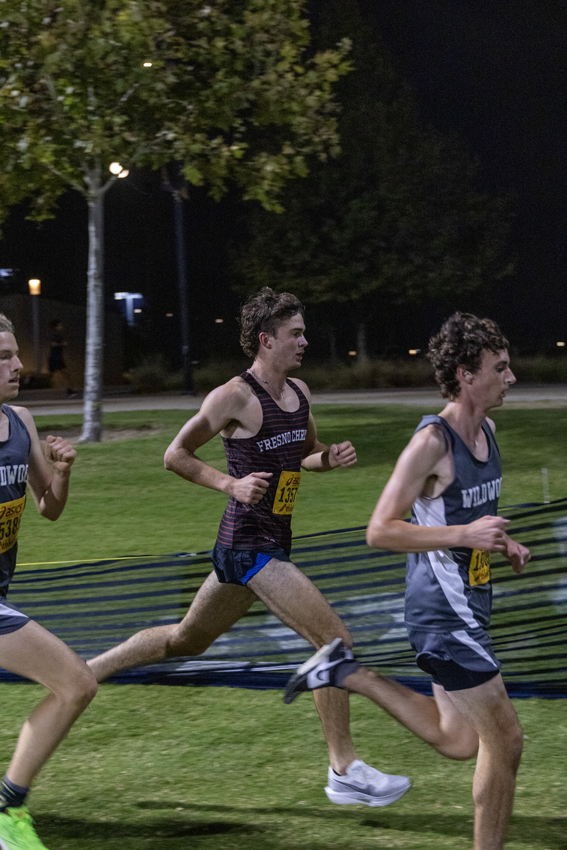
[0,807,49,850]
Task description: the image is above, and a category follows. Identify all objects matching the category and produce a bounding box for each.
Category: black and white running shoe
[283,638,358,704]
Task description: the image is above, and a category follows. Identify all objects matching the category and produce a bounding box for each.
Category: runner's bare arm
[164,381,272,504]
[15,406,76,521]
[300,409,357,472]
[503,534,530,573]
[367,425,511,553]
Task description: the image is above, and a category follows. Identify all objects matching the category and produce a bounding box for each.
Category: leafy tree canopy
[0,0,351,215]
[0,0,351,440]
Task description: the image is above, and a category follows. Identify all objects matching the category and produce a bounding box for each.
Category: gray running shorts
[407,626,500,691]
[0,596,30,635]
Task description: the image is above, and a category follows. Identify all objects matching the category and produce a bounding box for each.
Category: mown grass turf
[6,404,567,849]
[1,685,563,850]
[17,405,567,565]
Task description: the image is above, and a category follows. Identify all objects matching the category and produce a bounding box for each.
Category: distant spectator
[48,320,77,398]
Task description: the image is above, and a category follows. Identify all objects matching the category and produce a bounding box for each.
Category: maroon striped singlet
[216,371,310,554]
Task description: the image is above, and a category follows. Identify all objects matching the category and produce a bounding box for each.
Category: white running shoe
[325,760,411,807]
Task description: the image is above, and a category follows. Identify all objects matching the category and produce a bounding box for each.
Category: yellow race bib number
[0,495,26,554]
[469,549,491,586]
[272,471,301,515]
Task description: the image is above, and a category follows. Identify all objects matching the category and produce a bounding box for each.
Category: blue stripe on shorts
[241,552,275,585]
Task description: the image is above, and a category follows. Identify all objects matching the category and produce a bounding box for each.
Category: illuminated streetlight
[28,279,41,373]
[348,350,357,357]
[214,318,224,324]
[408,349,421,355]
[557,341,565,347]
[143,62,152,67]
[109,161,129,178]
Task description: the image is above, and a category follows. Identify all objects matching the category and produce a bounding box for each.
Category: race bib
[469,549,491,586]
[272,471,301,515]
[0,495,26,554]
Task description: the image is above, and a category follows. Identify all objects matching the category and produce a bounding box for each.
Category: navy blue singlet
[0,405,31,595]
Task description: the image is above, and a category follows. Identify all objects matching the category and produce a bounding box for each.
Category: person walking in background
[0,312,97,850]
[48,319,77,398]
[285,312,529,850]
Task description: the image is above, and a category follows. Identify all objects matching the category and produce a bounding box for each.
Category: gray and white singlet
[405,415,502,636]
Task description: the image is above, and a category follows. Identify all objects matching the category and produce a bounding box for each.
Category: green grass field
[6,404,567,849]
[18,405,567,564]
[5,686,566,850]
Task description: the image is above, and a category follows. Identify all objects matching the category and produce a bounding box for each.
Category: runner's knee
[483,715,524,766]
[57,663,98,708]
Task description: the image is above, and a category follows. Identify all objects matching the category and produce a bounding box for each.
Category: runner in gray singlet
[285,312,529,850]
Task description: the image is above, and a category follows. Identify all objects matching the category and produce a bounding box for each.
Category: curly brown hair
[428,312,509,399]
[0,314,15,334]
[239,287,305,358]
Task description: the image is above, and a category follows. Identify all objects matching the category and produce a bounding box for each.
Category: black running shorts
[212,543,291,586]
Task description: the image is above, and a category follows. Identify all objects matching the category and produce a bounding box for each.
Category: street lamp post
[28,278,41,374]
[162,164,195,395]
[172,191,195,394]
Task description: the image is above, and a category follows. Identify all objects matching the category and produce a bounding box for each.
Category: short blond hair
[0,314,15,334]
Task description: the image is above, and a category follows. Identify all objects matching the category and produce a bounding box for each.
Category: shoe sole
[324,780,411,807]
[283,638,343,705]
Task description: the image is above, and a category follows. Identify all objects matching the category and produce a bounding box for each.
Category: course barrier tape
[5,499,567,697]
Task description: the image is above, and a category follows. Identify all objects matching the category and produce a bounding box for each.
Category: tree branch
[44,162,86,194]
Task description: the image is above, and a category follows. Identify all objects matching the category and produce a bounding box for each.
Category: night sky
[0,0,565,360]
[365,0,567,348]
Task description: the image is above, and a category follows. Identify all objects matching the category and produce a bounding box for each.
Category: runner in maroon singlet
[215,370,310,555]
[88,288,410,807]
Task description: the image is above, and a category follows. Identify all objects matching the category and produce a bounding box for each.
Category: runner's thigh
[0,620,92,690]
[432,682,479,758]
[175,570,257,650]
[445,673,521,743]
[248,558,350,648]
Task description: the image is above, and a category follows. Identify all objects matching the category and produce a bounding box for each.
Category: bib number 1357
[272,471,301,515]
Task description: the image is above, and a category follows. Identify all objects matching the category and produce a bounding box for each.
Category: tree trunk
[79,173,105,442]
[356,320,368,362]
